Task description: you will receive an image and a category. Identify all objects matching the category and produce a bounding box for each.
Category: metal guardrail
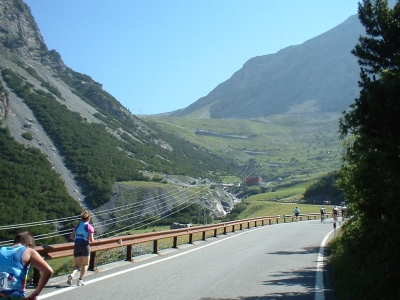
[32,213,323,284]
[283,212,332,222]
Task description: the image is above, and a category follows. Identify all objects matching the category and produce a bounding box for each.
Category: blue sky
[24,0,360,115]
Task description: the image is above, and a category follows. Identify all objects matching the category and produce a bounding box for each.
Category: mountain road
[37,219,337,300]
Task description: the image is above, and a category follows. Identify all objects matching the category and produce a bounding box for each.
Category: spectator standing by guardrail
[293,207,300,221]
[0,232,53,300]
[67,210,94,287]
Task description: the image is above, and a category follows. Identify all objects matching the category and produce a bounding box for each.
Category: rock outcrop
[0,0,65,69]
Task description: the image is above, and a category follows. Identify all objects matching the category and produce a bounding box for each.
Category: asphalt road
[37,219,337,300]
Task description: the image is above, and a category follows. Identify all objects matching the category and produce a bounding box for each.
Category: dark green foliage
[221,202,248,221]
[152,203,211,226]
[21,131,33,140]
[331,1,400,298]
[0,122,81,243]
[151,175,164,182]
[238,186,262,198]
[303,171,344,204]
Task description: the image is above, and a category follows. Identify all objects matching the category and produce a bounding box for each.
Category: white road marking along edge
[314,228,335,300]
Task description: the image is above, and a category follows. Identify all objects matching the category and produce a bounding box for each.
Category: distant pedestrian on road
[320,206,326,222]
[293,207,300,221]
[0,232,53,300]
[67,210,94,286]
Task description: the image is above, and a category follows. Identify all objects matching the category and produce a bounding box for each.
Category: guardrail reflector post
[127,245,132,261]
[89,252,96,271]
[153,240,158,253]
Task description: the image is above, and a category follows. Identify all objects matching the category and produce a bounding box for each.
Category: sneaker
[77,279,84,286]
[67,275,73,286]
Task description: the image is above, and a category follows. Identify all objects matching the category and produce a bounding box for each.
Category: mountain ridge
[170,14,364,119]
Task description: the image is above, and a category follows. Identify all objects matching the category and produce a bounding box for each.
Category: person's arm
[89,232,94,243]
[24,249,53,299]
[88,224,95,242]
[69,228,75,241]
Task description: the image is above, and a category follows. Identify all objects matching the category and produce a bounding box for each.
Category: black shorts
[295,213,299,217]
[74,241,90,257]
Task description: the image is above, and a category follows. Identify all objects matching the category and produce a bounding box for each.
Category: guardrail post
[262,219,265,226]
[223,226,227,235]
[127,245,132,261]
[254,221,257,227]
[173,236,178,248]
[189,233,193,244]
[269,219,272,225]
[202,231,206,241]
[213,229,217,237]
[276,217,279,224]
[153,240,158,254]
[247,222,250,229]
[89,252,96,271]
[33,267,40,285]
[240,223,243,230]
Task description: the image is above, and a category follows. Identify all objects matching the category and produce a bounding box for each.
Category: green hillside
[146,113,343,182]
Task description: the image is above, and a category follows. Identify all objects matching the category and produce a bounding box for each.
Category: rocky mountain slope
[171,14,364,119]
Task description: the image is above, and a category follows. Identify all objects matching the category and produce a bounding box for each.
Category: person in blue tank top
[67,210,95,286]
[0,232,53,299]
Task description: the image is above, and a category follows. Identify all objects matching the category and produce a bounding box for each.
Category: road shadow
[198,291,313,300]
[267,246,320,256]
[198,246,337,300]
